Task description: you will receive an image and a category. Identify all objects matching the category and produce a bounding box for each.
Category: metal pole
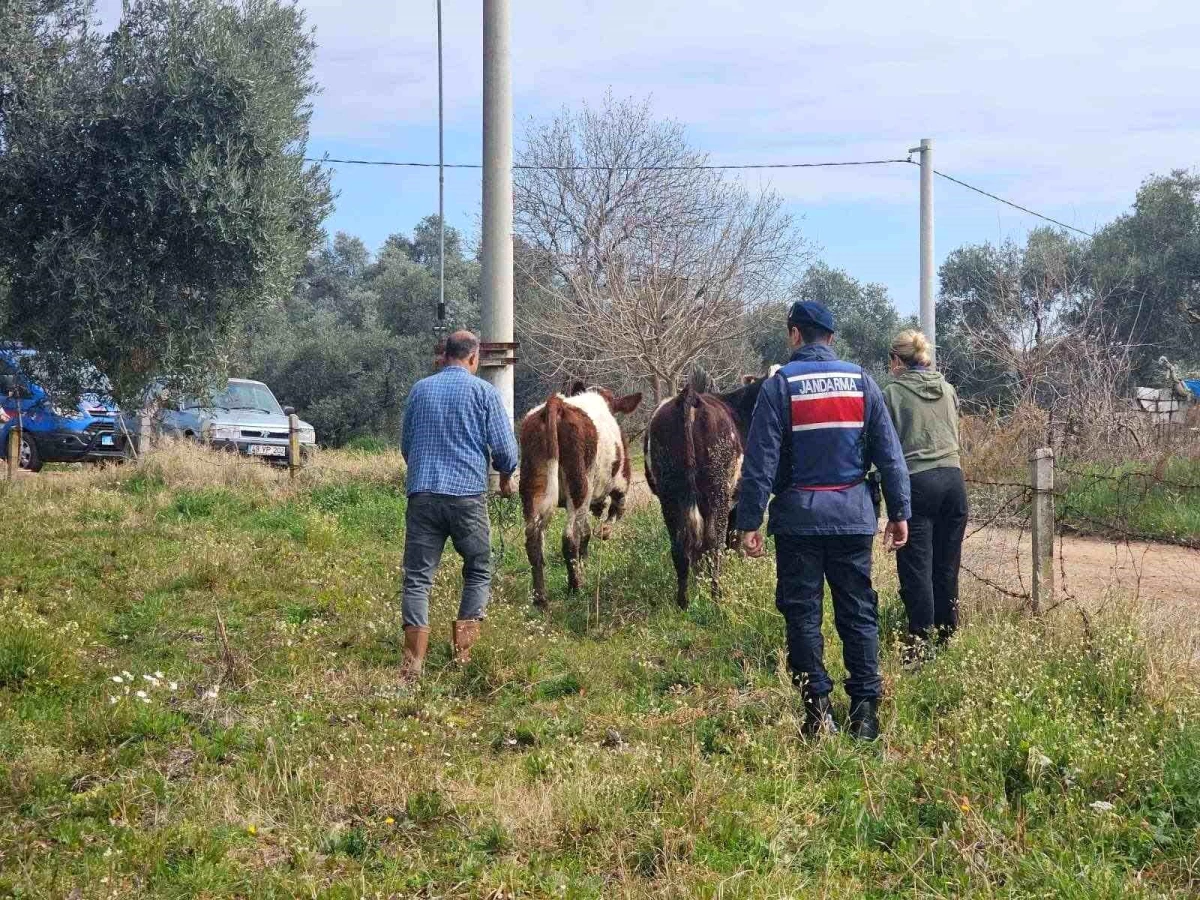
[436,0,446,328]
[481,0,514,422]
[918,138,935,364]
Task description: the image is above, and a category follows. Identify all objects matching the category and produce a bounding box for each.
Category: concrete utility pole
[436,0,446,328]
[912,138,935,365]
[480,0,515,421]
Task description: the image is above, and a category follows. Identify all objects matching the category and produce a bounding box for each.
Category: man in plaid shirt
[399,330,519,680]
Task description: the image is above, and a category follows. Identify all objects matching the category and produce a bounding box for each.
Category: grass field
[1058,457,1200,547]
[1,446,1198,898]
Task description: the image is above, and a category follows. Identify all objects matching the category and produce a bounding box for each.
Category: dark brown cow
[645,369,778,608]
[519,383,643,608]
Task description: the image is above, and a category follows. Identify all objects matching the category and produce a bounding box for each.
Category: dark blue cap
[787,300,836,334]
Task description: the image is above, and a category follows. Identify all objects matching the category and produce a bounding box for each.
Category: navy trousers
[774,534,881,701]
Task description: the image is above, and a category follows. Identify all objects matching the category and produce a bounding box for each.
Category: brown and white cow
[519,383,643,608]
[645,368,778,609]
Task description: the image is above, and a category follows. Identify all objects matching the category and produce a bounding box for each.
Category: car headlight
[208,425,241,442]
[51,404,84,419]
[298,428,316,444]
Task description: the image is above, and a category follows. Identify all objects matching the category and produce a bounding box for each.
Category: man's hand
[498,473,515,498]
[883,519,908,552]
[738,530,766,559]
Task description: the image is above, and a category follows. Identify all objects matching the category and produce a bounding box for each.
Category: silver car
[156,378,316,462]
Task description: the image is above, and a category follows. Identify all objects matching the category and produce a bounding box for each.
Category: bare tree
[940,227,1147,455]
[514,94,804,402]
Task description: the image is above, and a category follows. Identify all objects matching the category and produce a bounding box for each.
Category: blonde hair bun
[891,329,933,367]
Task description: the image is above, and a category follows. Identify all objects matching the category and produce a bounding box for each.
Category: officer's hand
[884,519,908,551]
[739,530,766,559]
[498,473,515,498]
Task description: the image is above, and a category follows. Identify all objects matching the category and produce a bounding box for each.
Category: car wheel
[20,434,42,472]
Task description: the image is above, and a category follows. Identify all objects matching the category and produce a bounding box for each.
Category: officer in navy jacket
[735,300,911,740]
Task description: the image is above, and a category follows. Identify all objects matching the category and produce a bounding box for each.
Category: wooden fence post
[288,412,300,479]
[1030,447,1055,614]
[6,424,19,481]
[138,411,154,458]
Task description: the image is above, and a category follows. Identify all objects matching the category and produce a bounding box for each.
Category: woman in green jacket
[882,330,968,650]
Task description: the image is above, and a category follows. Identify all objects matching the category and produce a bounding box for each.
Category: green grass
[1059,457,1200,545]
[0,459,1197,897]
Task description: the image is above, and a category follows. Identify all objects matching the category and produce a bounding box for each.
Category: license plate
[248,444,286,457]
[100,434,114,447]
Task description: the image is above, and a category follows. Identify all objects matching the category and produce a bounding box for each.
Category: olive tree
[0,0,332,402]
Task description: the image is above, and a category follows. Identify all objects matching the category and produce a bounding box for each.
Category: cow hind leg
[563,506,585,593]
[599,490,626,540]
[579,513,593,561]
[589,497,608,545]
[526,520,548,609]
[709,502,731,602]
[670,535,691,610]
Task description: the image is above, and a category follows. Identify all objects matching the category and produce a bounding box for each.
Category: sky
[97,0,1200,315]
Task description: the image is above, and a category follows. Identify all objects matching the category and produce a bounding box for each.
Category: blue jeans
[402,493,491,628]
[774,534,881,700]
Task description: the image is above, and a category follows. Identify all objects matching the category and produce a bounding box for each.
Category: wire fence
[7,432,1198,634]
[960,454,1200,623]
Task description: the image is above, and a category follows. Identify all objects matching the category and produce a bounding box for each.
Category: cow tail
[681,385,699,500]
[545,393,561,462]
[680,385,705,557]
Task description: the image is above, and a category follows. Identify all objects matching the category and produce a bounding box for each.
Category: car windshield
[185,382,283,415]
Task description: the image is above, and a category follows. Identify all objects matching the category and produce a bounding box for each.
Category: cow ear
[611,392,643,415]
[741,374,755,385]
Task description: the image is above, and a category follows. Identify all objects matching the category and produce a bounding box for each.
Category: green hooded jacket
[881,368,961,475]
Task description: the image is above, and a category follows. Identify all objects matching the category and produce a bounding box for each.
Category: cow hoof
[598,524,613,540]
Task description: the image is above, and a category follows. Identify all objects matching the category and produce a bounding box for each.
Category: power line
[305,154,1097,238]
[930,168,1094,238]
[304,156,913,171]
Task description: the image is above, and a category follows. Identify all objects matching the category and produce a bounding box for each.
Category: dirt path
[631,470,1197,622]
[962,525,1199,626]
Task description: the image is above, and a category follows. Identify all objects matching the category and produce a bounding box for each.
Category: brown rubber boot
[451,619,482,664]
[400,625,430,682]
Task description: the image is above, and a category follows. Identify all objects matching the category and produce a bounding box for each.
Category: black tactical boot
[848,697,880,741]
[801,694,838,738]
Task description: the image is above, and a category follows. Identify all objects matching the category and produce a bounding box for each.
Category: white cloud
[90,0,1200,303]
[93,0,1199,209]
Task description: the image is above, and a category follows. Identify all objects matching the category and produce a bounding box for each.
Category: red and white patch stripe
[788,372,864,431]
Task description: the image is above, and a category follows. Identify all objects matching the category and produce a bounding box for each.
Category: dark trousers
[402,493,491,628]
[895,467,968,640]
[775,534,881,701]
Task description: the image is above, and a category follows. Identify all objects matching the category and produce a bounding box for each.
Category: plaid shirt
[401,365,519,496]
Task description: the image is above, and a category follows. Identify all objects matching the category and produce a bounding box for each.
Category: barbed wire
[1055,463,1200,494]
[1055,500,1200,550]
[963,487,1031,541]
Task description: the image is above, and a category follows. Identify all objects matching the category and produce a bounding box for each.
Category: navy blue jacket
[735,345,912,536]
